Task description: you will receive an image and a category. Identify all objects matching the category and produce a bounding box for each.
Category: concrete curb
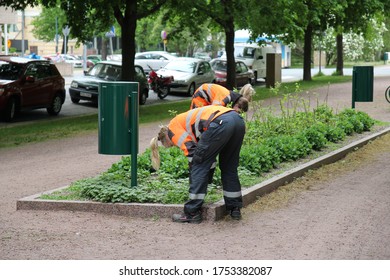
[17,127,390,222]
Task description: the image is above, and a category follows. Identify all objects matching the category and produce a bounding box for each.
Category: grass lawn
[0,75,352,149]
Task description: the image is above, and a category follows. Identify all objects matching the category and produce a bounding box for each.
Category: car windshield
[164,60,196,73]
[211,60,227,71]
[234,46,256,58]
[0,62,23,80]
[86,63,121,81]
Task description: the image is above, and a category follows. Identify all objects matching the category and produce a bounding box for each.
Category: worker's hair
[239,84,255,102]
[150,125,169,170]
[150,137,160,171]
[234,97,249,112]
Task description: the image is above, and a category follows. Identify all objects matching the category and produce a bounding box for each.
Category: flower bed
[43,96,376,205]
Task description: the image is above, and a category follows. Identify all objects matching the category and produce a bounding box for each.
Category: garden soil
[1,76,390,260]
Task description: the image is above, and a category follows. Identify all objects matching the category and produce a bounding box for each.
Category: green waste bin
[352,66,373,108]
[98,82,139,155]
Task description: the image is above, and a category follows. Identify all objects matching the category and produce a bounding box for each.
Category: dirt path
[0,77,389,260]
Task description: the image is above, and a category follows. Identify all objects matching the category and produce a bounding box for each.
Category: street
[1,65,389,127]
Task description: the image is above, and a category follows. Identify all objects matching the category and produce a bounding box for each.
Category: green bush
[69,104,376,205]
[303,122,328,150]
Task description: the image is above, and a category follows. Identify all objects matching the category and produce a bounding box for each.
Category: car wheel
[47,94,63,116]
[3,97,17,122]
[71,97,80,104]
[188,83,196,96]
[139,89,148,105]
[253,72,258,84]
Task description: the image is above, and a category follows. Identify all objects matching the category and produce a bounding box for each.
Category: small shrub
[303,122,328,150]
[325,125,346,143]
[336,118,355,135]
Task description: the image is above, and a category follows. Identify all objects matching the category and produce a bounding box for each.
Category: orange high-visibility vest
[190,83,241,109]
[168,105,234,156]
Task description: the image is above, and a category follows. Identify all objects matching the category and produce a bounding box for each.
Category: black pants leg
[184,112,245,214]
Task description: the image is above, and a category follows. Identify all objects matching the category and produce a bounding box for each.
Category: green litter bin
[352,66,373,108]
[98,82,139,187]
[98,82,139,155]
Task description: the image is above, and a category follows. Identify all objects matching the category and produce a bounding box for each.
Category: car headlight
[71,81,78,88]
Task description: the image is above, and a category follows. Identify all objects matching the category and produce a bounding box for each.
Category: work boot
[172,211,202,224]
[230,207,241,220]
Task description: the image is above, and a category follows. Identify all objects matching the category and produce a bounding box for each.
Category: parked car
[156,58,215,96]
[193,52,211,61]
[69,61,149,105]
[107,54,122,61]
[87,55,102,65]
[135,51,178,75]
[0,57,65,122]
[210,58,255,87]
[61,54,83,68]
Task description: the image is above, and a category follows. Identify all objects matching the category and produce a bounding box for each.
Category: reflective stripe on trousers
[184,111,245,214]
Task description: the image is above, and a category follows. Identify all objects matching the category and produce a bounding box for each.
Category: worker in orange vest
[190,83,254,109]
[150,102,248,223]
[189,83,253,186]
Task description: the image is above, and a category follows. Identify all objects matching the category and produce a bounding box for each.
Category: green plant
[39,86,378,205]
[303,122,328,151]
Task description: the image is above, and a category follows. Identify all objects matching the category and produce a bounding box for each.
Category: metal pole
[55,17,58,53]
[21,10,25,55]
[83,44,87,71]
[352,67,356,109]
[130,87,139,187]
[5,24,8,55]
[0,25,2,54]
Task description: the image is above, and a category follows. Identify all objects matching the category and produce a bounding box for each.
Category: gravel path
[0,77,389,260]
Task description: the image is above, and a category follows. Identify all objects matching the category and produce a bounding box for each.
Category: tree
[331,0,384,75]
[59,0,169,81]
[1,0,169,81]
[171,0,251,90]
[30,4,67,53]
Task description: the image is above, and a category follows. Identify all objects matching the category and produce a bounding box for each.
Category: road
[0,74,389,262]
[1,65,390,127]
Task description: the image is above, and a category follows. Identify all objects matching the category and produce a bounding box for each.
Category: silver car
[135,51,178,75]
[156,58,215,96]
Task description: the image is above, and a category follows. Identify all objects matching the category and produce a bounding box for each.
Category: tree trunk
[225,21,236,90]
[101,37,108,60]
[303,23,313,81]
[336,33,344,76]
[115,1,136,81]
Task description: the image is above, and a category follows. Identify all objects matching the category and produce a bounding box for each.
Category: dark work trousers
[184,111,246,214]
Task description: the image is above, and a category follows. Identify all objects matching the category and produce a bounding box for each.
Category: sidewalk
[1,73,389,260]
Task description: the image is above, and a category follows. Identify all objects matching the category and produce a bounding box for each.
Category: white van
[232,43,277,81]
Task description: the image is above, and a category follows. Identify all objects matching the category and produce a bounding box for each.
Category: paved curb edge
[17,127,390,223]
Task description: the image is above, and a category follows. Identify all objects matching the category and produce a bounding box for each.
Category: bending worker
[150,101,248,224]
[189,83,254,184]
[190,83,255,109]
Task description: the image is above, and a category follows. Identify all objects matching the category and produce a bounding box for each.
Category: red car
[210,58,255,87]
[0,56,66,122]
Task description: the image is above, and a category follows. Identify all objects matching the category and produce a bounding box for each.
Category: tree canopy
[1,0,388,83]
